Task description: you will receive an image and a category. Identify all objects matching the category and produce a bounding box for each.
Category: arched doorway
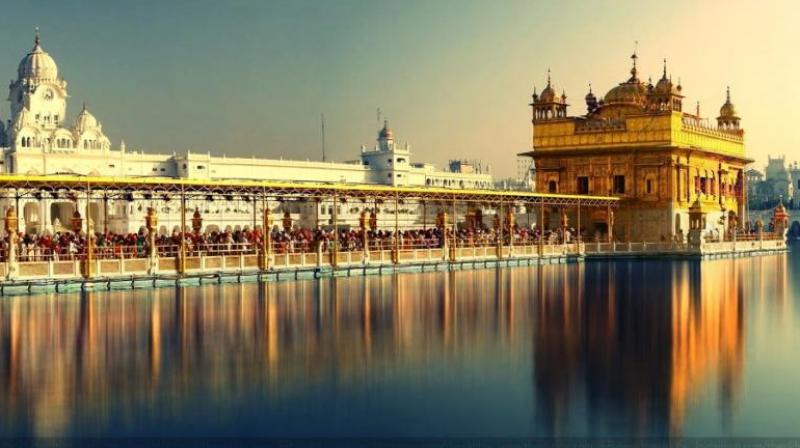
[23,202,40,235]
[50,202,75,232]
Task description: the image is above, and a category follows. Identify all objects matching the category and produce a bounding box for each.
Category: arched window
[548,180,557,193]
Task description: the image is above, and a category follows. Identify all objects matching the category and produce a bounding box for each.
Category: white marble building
[0,32,494,235]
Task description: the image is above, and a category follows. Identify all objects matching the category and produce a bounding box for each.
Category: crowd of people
[0,224,580,262]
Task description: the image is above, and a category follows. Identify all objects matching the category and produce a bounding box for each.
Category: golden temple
[520,51,752,242]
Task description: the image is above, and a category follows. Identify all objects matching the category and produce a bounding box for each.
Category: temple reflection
[0,255,793,437]
[532,255,790,436]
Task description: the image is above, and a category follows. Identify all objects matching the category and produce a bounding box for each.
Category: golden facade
[521,55,752,241]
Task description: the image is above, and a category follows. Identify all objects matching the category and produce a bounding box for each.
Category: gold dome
[603,81,648,105]
[602,50,648,106]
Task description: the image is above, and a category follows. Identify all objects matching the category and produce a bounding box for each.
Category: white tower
[9,30,68,133]
[360,121,412,186]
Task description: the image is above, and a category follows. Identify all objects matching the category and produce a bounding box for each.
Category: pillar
[83,187,94,279]
[497,203,504,259]
[178,189,187,275]
[145,206,159,274]
[360,209,370,263]
[538,200,545,256]
[450,199,457,262]
[393,195,400,264]
[4,207,19,280]
[331,193,338,267]
[261,203,271,271]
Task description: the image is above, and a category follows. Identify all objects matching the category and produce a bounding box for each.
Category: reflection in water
[0,254,795,438]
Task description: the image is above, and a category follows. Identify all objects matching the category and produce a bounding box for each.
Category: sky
[0,0,798,177]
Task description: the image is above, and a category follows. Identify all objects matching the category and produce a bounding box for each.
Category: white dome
[17,33,59,81]
[74,105,99,133]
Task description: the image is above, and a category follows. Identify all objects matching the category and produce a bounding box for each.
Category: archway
[50,202,76,232]
[23,202,40,234]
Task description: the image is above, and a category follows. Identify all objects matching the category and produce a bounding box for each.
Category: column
[178,189,187,275]
[331,193,338,267]
[261,200,271,271]
[83,186,94,279]
[393,194,399,264]
[450,198,457,262]
[145,206,159,274]
[497,203,504,259]
[4,207,19,279]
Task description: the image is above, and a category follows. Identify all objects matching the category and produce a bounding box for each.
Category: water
[1,249,799,440]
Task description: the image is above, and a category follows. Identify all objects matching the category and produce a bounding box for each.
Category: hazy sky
[0,0,797,177]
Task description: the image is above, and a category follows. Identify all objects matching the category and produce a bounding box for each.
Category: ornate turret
[377,120,394,151]
[647,59,683,112]
[530,69,568,121]
[717,86,741,131]
[584,83,598,114]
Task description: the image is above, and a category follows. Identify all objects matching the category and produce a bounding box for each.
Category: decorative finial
[82,101,87,111]
[630,41,639,79]
[533,84,537,95]
[588,83,592,94]
[34,27,40,45]
[662,58,667,78]
[696,100,700,117]
[726,86,731,102]
[546,68,551,87]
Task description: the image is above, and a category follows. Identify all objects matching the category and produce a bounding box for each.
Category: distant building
[0,32,493,234]
[747,156,796,209]
[790,162,800,209]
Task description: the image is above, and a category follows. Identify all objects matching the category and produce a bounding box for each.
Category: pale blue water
[0,248,799,439]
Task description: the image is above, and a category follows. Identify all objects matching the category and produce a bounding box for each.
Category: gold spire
[629,41,639,81]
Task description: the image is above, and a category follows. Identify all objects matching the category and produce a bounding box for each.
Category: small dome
[17,31,59,81]
[74,104,100,133]
[536,70,565,104]
[719,87,737,118]
[653,60,679,96]
[584,84,596,102]
[378,120,393,140]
